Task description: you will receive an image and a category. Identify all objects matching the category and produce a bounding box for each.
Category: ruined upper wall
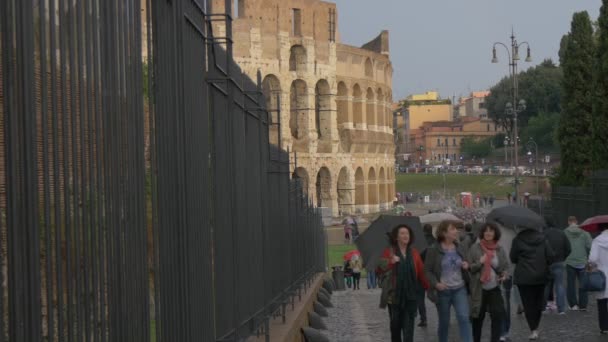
[361,31,389,55]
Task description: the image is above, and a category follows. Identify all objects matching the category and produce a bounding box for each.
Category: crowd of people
[374,216,608,342]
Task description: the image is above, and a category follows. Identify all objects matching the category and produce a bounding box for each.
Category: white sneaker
[570,305,580,311]
[500,337,507,342]
[529,330,539,340]
[559,311,566,315]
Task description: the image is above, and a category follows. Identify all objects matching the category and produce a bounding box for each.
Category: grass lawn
[395,173,544,199]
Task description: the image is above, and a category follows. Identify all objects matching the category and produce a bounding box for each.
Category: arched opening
[379,167,387,208]
[365,58,373,78]
[337,82,349,127]
[262,74,281,148]
[355,167,365,212]
[316,167,332,208]
[289,45,307,72]
[337,167,354,215]
[353,84,363,126]
[315,79,331,139]
[368,167,377,207]
[290,79,308,140]
[294,167,310,197]
[377,88,384,128]
[366,88,375,127]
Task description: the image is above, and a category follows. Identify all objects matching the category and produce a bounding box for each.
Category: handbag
[581,266,607,292]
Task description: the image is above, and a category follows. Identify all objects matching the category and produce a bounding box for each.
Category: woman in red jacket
[378,224,430,342]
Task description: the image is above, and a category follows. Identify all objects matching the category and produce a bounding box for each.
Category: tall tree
[556,11,596,185]
[594,0,608,170]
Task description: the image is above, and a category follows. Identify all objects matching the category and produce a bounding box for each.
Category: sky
[331,0,602,102]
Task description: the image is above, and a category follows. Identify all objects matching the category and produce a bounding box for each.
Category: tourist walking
[424,220,473,342]
[543,217,571,314]
[416,223,436,328]
[351,255,362,290]
[510,225,554,340]
[468,223,509,342]
[378,224,430,342]
[343,216,354,244]
[564,216,592,311]
[489,194,495,207]
[588,224,608,334]
[344,259,353,289]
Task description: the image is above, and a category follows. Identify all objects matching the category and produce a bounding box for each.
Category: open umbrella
[486,205,544,231]
[580,215,608,234]
[355,215,426,272]
[343,250,360,261]
[419,212,462,225]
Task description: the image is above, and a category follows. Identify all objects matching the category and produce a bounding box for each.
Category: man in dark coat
[543,217,571,314]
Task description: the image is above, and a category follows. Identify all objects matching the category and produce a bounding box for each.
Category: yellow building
[401,91,453,131]
[406,91,439,101]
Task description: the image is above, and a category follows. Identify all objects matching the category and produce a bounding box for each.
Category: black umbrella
[486,205,544,231]
[355,215,427,272]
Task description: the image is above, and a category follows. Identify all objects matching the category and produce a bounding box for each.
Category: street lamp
[492,30,532,202]
[527,138,539,194]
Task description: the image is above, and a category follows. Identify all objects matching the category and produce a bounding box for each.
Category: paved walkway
[325,288,608,342]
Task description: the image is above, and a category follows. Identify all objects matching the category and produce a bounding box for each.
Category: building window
[479,102,486,109]
[292,9,302,37]
[494,124,498,131]
[445,138,448,146]
[453,138,456,146]
[487,124,490,132]
[437,138,440,146]
[328,8,336,42]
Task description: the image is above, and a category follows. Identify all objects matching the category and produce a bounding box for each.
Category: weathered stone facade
[212,0,396,216]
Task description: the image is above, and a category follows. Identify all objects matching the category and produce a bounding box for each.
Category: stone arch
[368,167,378,208]
[353,84,363,126]
[289,45,307,72]
[366,88,375,127]
[316,167,332,208]
[337,167,354,215]
[294,167,310,197]
[262,74,281,147]
[337,82,349,127]
[315,79,331,139]
[377,88,385,128]
[289,79,308,140]
[355,167,366,213]
[379,167,387,209]
[365,58,373,78]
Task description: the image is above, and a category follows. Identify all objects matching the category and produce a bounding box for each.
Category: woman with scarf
[467,223,510,342]
[378,224,429,342]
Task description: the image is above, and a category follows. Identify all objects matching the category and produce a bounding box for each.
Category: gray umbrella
[355,215,427,272]
[486,205,544,231]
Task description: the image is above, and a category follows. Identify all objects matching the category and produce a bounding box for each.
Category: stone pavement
[325,287,608,342]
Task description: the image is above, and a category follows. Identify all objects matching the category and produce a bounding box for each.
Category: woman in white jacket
[588,224,608,334]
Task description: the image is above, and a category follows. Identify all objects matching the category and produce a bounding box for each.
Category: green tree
[556,11,596,185]
[460,137,492,159]
[520,112,560,152]
[594,0,608,170]
[485,59,562,138]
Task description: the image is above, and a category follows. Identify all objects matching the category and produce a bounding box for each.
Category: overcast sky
[332,0,601,102]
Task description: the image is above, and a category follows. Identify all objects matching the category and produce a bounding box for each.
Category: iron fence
[0,0,327,341]
[549,171,608,227]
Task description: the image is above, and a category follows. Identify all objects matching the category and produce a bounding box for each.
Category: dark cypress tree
[556,12,595,185]
[594,0,608,170]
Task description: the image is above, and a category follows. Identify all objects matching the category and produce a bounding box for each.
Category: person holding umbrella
[510,224,554,340]
[377,224,429,342]
[424,220,473,342]
[588,223,608,334]
[467,223,510,342]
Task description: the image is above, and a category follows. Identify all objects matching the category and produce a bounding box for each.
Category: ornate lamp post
[492,31,532,201]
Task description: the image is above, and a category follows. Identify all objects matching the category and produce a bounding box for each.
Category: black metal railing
[0,0,327,341]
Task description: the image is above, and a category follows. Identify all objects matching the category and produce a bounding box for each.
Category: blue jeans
[436,286,473,342]
[566,265,588,309]
[545,262,566,313]
[367,271,377,289]
[501,278,512,337]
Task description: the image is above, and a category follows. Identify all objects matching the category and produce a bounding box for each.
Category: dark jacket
[544,227,572,263]
[377,247,429,309]
[510,228,555,285]
[424,242,469,303]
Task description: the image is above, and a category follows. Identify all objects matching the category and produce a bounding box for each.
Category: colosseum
[213,0,396,216]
